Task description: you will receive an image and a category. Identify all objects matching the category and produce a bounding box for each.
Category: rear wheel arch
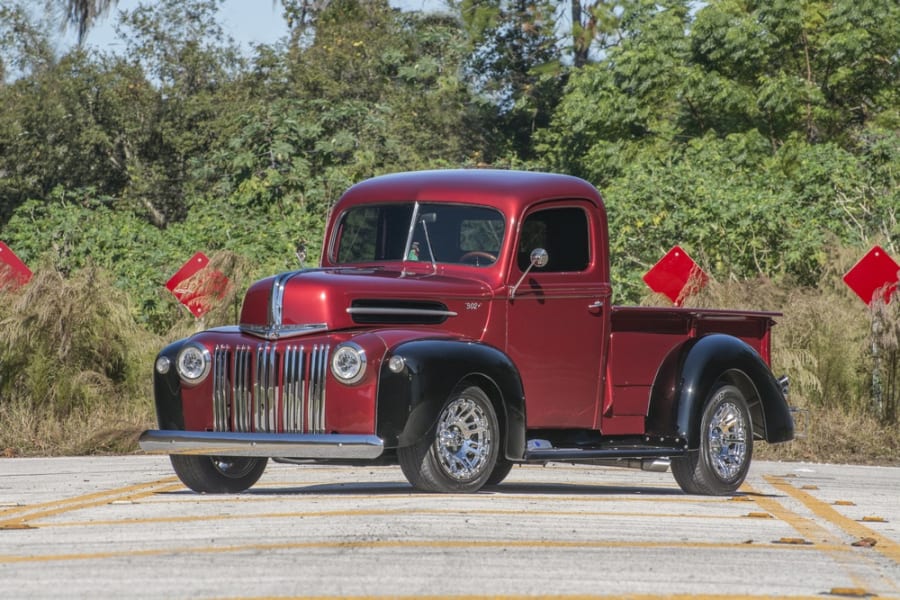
[716,368,766,440]
[648,334,791,448]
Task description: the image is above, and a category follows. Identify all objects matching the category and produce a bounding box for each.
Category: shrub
[0,261,158,455]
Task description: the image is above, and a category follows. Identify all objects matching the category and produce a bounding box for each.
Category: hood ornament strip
[239,323,329,340]
[269,272,295,329]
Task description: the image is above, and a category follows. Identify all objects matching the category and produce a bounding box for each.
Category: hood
[239,268,493,340]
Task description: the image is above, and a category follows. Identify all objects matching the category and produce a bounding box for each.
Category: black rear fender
[376,339,526,460]
[647,334,793,448]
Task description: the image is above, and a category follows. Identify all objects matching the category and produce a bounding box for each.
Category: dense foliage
[0,0,898,452]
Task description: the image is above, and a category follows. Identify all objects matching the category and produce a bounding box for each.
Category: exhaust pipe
[640,458,671,472]
[579,458,671,472]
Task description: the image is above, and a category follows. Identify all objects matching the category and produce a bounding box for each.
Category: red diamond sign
[843,246,899,306]
[643,246,708,306]
[0,241,32,288]
[166,252,229,318]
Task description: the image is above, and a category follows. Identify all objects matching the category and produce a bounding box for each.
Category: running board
[524,446,686,462]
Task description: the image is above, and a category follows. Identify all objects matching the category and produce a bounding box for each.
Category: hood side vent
[348,299,456,325]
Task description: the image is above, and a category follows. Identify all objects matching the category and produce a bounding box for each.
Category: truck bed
[603,306,779,429]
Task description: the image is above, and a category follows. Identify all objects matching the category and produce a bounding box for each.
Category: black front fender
[647,334,794,448]
[376,339,526,460]
[153,339,187,430]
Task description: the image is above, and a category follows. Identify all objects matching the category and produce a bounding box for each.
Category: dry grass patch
[0,398,155,456]
[648,247,899,465]
[757,404,900,466]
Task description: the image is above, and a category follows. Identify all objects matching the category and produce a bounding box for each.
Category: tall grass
[0,261,160,455]
[0,252,255,456]
[674,245,900,465]
[1,249,896,463]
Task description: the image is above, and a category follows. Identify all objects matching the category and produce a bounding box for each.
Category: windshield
[332,203,506,267]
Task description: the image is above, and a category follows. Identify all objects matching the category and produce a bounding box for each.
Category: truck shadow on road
[218,481,692,496]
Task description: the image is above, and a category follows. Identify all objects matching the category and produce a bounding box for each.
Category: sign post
[843,245,900,415]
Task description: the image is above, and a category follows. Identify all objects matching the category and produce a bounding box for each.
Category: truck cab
[140,170,793,495]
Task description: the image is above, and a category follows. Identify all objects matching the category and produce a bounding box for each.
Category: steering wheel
[459,251,498,265]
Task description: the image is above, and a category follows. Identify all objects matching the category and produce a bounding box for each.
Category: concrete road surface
[0,457,898,599]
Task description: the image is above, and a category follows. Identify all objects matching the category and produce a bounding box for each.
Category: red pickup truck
[140,170,793,495]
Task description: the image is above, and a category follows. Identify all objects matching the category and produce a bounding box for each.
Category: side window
[517,207,590,272]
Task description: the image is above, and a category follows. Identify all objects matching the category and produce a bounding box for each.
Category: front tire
[398,385,500,493]
[485,457,514,487]
[672,384,753,495]
[170,455,268,493]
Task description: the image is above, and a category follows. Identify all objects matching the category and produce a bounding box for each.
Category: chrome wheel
[671,383,754,495]
[706,401,749,480]
[434,396,493,481]
[398,384,500,493]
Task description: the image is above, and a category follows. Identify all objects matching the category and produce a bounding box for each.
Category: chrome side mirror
[530,248,549,268]
[510,248,548,300]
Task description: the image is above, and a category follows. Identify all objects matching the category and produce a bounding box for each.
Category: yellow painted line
[0,477,181,529]
[765,475,900,566]
[741,481,873,592]
[219,595,829,600]
[44,506,751,529]
[145,491,724,505]
[0,538,847,565]
[740,481,837,545]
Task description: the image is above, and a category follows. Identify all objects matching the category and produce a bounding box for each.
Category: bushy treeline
[0,0,898,453]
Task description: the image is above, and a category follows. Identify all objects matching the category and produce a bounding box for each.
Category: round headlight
[155,356,171,375]
[331,342,367,384]
[176,343,211,384]
[387,355,406,373]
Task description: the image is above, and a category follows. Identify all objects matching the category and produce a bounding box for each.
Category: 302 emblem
[465,302,481,310]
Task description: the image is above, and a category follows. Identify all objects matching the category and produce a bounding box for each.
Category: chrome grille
[212,343,330,433]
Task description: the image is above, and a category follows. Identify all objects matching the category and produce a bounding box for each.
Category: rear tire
[399,385,500,493]
[672,384,753,495]
[170,455,267,493]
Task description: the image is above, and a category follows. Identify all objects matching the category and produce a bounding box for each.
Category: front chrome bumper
[138,430,384,459]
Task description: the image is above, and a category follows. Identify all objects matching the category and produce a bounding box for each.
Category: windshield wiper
[418,212,438,273]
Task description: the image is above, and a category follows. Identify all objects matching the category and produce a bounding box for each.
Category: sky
[67,0,447,53]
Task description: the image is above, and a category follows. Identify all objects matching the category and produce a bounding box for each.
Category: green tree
[535,0,899,300]
[0,48,157,226]
[0,2,56,83]
[194,0,486,214]
[54,0,117,45]
[110,0,246,226]
[570,0,631,67]
[687,0,900,147]
[456,0,566,159]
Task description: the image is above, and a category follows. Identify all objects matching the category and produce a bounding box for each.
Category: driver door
[505,202,609,429]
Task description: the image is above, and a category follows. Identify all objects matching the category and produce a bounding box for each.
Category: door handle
[588,300,604,313]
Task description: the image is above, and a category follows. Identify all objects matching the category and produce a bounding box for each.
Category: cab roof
[334,169,604,216]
